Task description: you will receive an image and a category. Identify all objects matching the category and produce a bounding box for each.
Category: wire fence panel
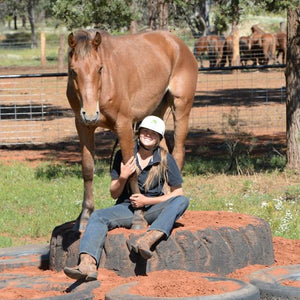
[0,67,286,146]
[0,75,76,145]
[190,68,285,137]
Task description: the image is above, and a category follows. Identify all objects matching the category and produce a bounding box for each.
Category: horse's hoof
[78,223,87,233]
[72,219,86,232]
[131,223,147,230]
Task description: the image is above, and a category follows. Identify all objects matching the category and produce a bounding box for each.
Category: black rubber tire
[49,220,81,272]
[249,264,300,299]
[0,244,49,271]
[105,276,260,300]
[50,213,274,277]
[0,273,100,300]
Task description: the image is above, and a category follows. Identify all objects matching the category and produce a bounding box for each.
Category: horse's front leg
[117,118,147,230]
[76,119,96,232]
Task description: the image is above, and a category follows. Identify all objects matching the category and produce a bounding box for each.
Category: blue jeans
[79,195,189,264]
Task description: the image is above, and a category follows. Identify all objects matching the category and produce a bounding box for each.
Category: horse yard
[0,65,286,163]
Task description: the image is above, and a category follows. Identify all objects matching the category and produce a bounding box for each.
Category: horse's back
[111,30,196,65]
[103,30,198,96]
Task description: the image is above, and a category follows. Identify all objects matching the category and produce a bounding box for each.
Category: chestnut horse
[67,30,198,231]
[276,31,287,64]
[248,26,277,65]
[193,35,224,68]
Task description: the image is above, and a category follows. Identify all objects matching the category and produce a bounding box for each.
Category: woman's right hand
[120,156,136,180]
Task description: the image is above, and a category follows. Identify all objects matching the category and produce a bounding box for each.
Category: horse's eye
[70,69,77,77]
[98,66,103,74]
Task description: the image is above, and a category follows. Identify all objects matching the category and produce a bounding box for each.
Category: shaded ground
[0,129,286,167]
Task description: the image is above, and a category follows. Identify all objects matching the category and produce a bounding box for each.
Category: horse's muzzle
[80,108,100,125]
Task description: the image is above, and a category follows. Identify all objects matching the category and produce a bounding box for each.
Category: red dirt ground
[0,215,299,299]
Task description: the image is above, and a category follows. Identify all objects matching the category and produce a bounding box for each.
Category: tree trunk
[158,0,168,30]
[22,16,27,29]
[232,26,240,68]
[57,33,65,72]
[149,0,157,30]
[129,21,137,34]
[14,15,17,30]
[286,7,300,170]
[27,0,37,48]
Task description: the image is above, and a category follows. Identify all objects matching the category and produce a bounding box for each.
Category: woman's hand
[129,186,183,207]
[130,193,147,208]
[120,156,136,180]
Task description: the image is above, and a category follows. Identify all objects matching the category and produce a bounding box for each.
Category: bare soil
[1,233,299,299]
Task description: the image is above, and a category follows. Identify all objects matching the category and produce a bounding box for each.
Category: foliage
[51,0,136,30]
[252,0,299,13]
[0,0,296,38]
[210,0,292,33]
[0,0,50,48]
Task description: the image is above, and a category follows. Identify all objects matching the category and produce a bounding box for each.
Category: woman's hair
[137,147,168,192]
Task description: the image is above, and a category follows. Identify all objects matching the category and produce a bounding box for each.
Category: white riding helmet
[139,116,165,138]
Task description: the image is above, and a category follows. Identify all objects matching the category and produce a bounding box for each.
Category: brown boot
[131,230,165,259]
[64,253,98,281]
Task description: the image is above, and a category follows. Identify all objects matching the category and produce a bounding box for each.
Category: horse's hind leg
[159,90,194,171]
[167,61,197,170]
[171,96,194,170]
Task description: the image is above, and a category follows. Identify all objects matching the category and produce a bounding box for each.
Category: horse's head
[67,30,103,126]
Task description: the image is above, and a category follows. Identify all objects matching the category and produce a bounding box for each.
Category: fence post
[58,33,65,72]
[40,31,46,66]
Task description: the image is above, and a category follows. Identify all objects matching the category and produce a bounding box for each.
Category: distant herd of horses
[193,25,286,68]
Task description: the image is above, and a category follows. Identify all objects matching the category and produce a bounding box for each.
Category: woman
[64,116,189,281]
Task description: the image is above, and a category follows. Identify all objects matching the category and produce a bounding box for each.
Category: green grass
[0,29,66,67]
[0,47,61,67]
[0,161,114,247]
[0,155,299,248]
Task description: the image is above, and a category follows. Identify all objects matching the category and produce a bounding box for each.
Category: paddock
[0,65,286,160]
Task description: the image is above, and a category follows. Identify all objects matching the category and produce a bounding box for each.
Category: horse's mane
[72,29,109,58]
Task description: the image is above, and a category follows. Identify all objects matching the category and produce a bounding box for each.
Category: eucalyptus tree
[0,0,48,47]
[51,0,136,30]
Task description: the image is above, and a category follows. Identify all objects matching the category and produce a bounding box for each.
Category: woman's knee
[173,195,189,212]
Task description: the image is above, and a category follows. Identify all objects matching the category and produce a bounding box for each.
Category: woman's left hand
[130,193,147,208]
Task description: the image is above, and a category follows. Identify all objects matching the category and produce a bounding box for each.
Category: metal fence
[0,65,286,146]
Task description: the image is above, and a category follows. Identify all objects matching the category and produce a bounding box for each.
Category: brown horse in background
[240,36,253,66]
[276,31,287,64]
[67,30,198,230]
[194,35,224,68]
[219,35,233,67]
[248,25,277,65]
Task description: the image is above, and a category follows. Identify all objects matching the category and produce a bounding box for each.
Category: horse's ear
[92,32,102,49]
[68,32,77,49]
